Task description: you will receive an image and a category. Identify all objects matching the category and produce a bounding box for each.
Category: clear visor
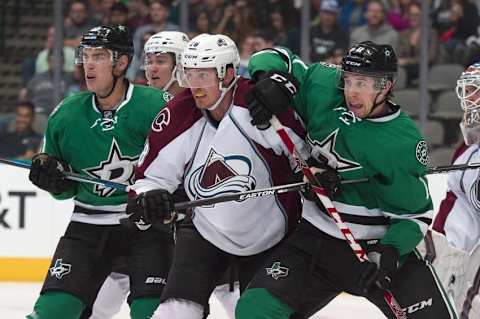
[339,71,393,94]
[142,51,171,70]
[456,79,480,111]
[75,46,113,65]
[177,67,219,88]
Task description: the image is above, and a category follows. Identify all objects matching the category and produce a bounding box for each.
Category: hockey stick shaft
[0,158,130,192]
[269,116,407,319]
[174,181,306,211]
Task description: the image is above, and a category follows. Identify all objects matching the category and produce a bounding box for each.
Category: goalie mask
[143,31,189,91]
[457,63,480,145]
[178,33,240,110]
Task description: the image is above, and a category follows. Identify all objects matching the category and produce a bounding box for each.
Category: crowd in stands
[2,0,480,161]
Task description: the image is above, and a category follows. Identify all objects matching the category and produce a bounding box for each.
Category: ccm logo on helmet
[269,74,297,95]
[152,108,170,132]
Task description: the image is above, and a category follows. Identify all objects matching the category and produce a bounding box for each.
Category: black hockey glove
[126,189,177,227]
[357,244,400,294]
[298,158,342,199]
[29,153,77,194]
[246,71,299,130]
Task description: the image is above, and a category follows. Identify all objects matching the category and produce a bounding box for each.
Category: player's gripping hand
[29,153,77,194]
[246,71,299,130]
[298,157,341,199]
[357,244,400,294]
[126,189,176,227]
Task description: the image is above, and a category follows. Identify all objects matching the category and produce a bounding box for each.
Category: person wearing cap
[235,41,457,318]
[25,26,172,319]
[310,0,349,62]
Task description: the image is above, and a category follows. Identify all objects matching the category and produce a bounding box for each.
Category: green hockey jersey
[43,83,169,224]
[248,48,433,256]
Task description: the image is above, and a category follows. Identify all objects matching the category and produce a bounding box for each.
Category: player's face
[185,68,222,109]
[82,48,115,95]
[343,73,379,118]
[145,53,175,90]
[464,85,480,106]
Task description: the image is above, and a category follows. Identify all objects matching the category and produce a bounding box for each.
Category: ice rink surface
[0,282,387,318]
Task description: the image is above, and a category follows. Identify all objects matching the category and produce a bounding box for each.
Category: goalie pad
[416,229,480,318]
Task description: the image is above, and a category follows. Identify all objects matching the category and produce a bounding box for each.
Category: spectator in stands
[214,0,255,45]
[269,7,300,54]
[189,9,211,38]
[310,0,349,62]
[442,0,480,64]
[64,1,99,48]
[66,65,87,96]
[386,0,418,31]
[108,2,130,27]
[0,102,42,160]
[350,0,399,52]
[129,30,156,83]
[36,26,76,75]
[126,0,151,30]
[20,49,73,116]
[92,0,116,25]
[252,30,275,53]
[397,3,439,85]
[338,0,368,31]
[238,34,255,78]
[133,0,180,59]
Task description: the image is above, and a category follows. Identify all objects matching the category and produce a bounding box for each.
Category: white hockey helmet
[457,63,480,145]
[144,31,189,68]
[178,33,240,88]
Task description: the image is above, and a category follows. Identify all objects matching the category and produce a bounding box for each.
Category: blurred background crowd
[0,0,479,165]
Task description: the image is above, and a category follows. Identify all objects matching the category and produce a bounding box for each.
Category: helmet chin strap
[163,65,178,92]
[207,76,239,111]
[97,69,119,99]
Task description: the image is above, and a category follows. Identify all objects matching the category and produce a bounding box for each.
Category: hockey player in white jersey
[84,31,190,319]
[428,62,480,318]
[126,33,308,319]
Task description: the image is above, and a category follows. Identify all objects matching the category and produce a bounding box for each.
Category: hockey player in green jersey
[235,42,457,318]
[26,26,172,319]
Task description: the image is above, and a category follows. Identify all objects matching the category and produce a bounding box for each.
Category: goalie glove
[29,153,77,194]
[246,71,299,130]
[357,243,400,294]
[126,189,177,229]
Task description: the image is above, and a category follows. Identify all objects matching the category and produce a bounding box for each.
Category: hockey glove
[126,189,177,227]
[299,158,342,199]
[29,153,77,194]
[246,71,299,130]
[357,244,400,294]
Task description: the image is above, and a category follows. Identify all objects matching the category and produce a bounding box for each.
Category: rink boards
[0,165,449,281]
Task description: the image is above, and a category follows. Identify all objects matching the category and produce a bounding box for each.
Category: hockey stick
[0,158,130,192]
[269,116,407,319]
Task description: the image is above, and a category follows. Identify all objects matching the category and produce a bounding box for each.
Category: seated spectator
[107,2,130,27]
[126,0,151,30]
[350,0,399,52]
[20,49,73,116]
[238,34,256,78]
[133,0,180,61]
[64,1,98,48]
[214,0,255,44]
[441,0,480,64]
[386,0,417,31]
[338,0,368,31]
[188,9,211,39]
[0,102,42,160]
[310,0,349,62]
[269,7,300,54]
[252,30,275,53]
[397,3,439,85]
[36,26,76,75]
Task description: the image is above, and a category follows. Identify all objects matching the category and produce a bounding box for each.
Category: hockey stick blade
[0,158,130,192]
[269,116,407,319]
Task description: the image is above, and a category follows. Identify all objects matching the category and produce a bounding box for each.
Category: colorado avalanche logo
[152,108,170,132]
[187,149,256,205]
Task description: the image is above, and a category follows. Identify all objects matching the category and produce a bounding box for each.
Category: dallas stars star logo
[83,138,139,197]
[307,129,361,172]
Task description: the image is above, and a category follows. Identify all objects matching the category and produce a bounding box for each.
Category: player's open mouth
[86,75,96,80]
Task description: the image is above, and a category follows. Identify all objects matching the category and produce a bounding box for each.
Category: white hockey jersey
[434,143,480,253]
[132,78,307,256]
